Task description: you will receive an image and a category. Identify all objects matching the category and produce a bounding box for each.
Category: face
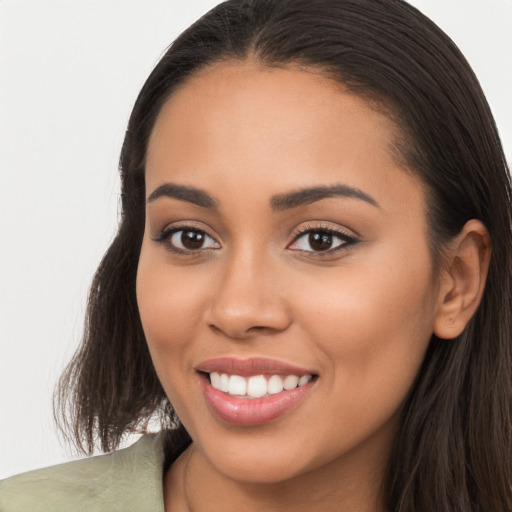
[137,62,441,484]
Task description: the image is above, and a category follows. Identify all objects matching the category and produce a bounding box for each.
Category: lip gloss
[202,377,314,426]
[197,358,317,426]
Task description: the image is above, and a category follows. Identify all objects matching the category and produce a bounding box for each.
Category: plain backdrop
[1,0,511,479]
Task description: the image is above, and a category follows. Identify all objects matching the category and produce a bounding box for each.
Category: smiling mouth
[196,358,318,425]
[205,372,314,399]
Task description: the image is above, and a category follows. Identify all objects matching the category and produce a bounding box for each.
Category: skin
[136,61,491,511]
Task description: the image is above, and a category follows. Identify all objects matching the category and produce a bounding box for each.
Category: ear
[434,219,492,340]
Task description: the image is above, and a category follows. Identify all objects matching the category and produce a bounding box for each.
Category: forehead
[148,61,401,163]
[145,61,421,214]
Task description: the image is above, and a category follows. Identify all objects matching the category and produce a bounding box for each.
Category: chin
[189,424,331,485]
[207,448,311,484]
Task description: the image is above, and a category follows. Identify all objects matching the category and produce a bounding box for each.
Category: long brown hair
[56,0,512,509]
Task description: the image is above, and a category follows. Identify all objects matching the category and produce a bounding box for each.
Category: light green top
[0,434,166,512]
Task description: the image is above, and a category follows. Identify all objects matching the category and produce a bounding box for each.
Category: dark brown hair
[56,0,512,509]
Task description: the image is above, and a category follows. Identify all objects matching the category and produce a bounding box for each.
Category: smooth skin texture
[136,62,491,512]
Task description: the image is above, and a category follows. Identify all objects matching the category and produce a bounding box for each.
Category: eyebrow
[270,184,380,211]
[146,182,379,211]
[147,183,219,208]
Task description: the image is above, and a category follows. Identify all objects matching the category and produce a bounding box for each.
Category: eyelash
[152,223,358,257]
[288,224,358,256]
[152,225,219,257]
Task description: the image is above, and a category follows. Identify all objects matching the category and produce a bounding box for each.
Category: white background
[1,0,511,479]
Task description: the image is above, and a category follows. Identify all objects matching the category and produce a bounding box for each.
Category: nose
[206,249,292,340]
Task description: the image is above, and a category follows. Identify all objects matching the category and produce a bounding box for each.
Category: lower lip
[201,375,315,426]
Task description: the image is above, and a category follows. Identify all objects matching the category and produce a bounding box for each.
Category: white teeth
[210,372,222,389]
[283,375,299,390]
[209,372,313,397]
[247,375,267,398]
[298,375,312,387]
[228,375,247,396]
[267,375,284,394]
[219,373,229,392]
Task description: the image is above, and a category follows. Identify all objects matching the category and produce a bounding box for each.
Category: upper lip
[195,357,316,377]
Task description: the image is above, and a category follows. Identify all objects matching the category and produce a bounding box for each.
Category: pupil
[309,232,332,251]
[181,230,204,249]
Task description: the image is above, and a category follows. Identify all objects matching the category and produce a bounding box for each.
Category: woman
[1,0,511,510]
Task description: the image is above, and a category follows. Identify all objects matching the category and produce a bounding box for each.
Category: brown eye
[180,230,206,249]
[308,232,333,251]
[168,228,220,252]
[288,228,356,254]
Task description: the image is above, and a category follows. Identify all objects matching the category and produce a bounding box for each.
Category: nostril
[208,323,276,339]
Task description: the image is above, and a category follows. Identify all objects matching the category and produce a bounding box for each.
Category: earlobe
[434,219,492,340]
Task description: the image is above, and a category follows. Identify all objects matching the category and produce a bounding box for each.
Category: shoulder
[0,434,165,512]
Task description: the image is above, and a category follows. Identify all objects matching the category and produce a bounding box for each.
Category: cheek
[136,251,210,425]
[292,248,437,406]
[136,246,207,375]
